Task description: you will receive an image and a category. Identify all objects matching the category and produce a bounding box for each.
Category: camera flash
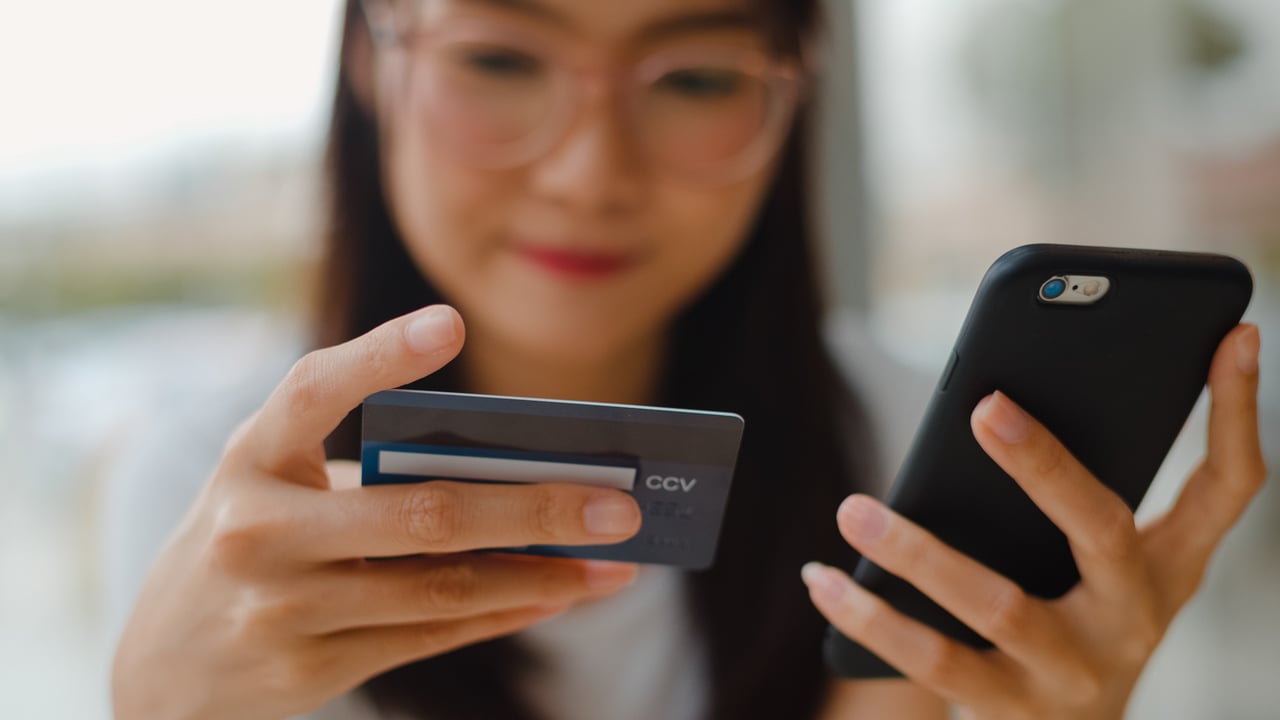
[1080,280,1101,297]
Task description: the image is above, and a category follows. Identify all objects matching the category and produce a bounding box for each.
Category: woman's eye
[461,48,543,77]
[655,68,744,98]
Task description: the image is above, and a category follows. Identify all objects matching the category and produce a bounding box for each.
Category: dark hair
[317,2,876,718]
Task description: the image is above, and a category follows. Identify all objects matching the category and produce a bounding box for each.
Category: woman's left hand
[803,324,1266,720]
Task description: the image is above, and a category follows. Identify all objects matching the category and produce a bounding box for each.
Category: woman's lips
[514,245,636,280]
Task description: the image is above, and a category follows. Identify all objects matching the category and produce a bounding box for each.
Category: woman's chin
[503,318,644,367]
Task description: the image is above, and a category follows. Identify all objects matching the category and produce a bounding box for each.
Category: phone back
[826,244,1253,677]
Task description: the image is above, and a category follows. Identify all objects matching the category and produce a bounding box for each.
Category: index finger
[970,391,1145,597]
[247,305,464,476]
[289,480,643,560]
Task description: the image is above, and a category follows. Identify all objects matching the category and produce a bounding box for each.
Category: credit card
[361,389,744,569]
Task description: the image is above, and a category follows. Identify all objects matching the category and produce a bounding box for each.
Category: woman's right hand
[111,305,642,720]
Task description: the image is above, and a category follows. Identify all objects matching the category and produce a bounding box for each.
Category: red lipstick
[516,245,635,280]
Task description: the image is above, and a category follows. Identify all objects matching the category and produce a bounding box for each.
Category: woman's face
[368,0,791,367]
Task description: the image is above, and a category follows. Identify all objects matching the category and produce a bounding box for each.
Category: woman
[111,0,1267,718]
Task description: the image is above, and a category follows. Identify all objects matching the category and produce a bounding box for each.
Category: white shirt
[102,310,930,720]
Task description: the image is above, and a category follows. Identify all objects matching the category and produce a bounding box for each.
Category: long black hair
[317,2,876,718]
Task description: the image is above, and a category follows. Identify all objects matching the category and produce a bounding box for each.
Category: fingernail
[583,560,637,592]
[583,496,640,536]
[1237,325,1260,375]
[801,562,848,606]
[979,391,1030,444]
[405,306,457,354]
[838,495,886,543]
[975,394,994,415]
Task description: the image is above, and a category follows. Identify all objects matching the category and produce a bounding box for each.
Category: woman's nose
[526,85,648,216]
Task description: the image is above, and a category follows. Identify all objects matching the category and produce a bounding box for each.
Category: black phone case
[824,244,1253,678]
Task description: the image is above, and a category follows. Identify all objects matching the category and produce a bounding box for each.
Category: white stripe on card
[378,450,636,491]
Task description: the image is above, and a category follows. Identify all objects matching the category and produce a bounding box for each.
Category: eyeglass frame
[356,0,811,185]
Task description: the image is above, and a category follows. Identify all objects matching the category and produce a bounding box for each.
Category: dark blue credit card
[361,389,744,569]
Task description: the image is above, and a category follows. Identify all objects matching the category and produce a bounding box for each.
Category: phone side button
[939,351,959,392]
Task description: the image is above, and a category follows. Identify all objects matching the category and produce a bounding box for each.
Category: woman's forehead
[449,0,763,45]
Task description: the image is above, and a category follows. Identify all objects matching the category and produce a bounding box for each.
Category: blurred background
[1,0,1276,717]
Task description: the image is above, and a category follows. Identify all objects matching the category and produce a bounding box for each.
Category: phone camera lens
[1040,277,1068,300]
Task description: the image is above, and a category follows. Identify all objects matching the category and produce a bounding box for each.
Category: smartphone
[824,244,1253,678]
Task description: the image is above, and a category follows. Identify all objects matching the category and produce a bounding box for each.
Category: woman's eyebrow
[462,0,757,41]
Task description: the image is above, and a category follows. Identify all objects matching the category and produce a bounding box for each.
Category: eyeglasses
[359,0,805,185]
